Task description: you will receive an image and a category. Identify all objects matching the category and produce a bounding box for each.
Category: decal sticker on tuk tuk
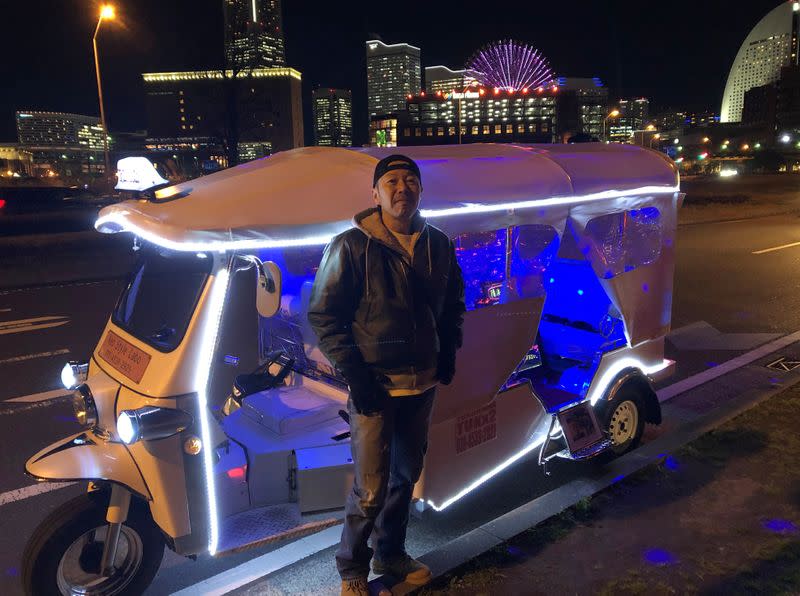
[456,402,497,454]
[98,330,152,383]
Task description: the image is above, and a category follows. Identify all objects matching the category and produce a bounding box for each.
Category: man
[308,154,466,596]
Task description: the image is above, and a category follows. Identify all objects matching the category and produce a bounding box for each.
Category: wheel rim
[609,400,639,447]
[56,525,143,596]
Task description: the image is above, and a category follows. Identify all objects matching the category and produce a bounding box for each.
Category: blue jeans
[336,387,436,580]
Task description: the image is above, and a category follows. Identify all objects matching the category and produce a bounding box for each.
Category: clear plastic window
[583,207,663,279]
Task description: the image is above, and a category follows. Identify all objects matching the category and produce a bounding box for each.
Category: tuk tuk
[22,143,681,595]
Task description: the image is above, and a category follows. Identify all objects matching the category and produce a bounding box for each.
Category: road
[1,210,800,594]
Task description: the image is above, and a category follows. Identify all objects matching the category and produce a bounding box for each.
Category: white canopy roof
[96,143,679,251]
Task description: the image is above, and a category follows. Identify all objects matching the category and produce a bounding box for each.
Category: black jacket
[307,207,466,413]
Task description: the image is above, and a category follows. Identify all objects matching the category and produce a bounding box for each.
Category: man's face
[372,165,422,221]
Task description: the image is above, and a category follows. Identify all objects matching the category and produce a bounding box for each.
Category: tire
[599,385,646,456]
[22,490,165,596]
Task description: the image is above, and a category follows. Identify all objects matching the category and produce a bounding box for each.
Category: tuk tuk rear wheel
[601,386,645,456]
[21,490,165,596]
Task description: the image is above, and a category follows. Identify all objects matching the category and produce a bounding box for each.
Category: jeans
[336,387,436,580]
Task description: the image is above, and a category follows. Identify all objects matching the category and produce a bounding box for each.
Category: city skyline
[0,0,789,145]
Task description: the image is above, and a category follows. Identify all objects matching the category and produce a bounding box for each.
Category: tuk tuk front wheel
[22,490,165,596]
[601,386,645,456]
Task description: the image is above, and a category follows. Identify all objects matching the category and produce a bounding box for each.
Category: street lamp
[602,109,620,142]
[456,80,479,145]
[93,4,116,185]
[649,133,661,149]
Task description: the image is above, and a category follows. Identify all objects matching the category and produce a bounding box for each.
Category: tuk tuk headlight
[61,361,89,390]
[116,406,193,445]
[72,385,98,428]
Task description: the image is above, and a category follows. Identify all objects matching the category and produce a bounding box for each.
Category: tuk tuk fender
[586,340,674,424]
[25,431,151,501]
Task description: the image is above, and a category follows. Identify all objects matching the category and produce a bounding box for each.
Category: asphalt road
[1,210,800,594]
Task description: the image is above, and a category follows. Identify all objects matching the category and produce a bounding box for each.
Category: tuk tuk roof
[96,143,679,251]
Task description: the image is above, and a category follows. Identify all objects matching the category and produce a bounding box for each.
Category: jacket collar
[352,207,427,259]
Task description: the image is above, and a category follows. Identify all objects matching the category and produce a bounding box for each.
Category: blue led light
[642,283,649,293]
[549,277,555,283]
[643,548,676,566]
[577,289,584,295]
[763,519,799,534]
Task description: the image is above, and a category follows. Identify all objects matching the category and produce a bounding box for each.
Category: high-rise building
[313,88,353,146]
[721,1,800,122]
[224,0,285,69]
[15,111,108,177]
[366,40,421,118]
[396,87,557,145]
[609,98,650,142]
[425,66,475,94]
[142,67,303,171]
[553,77,608,140]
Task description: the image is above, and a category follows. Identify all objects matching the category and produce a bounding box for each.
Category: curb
[375,356,800,594]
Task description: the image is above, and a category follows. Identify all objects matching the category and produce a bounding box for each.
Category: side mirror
[256,260,282,318]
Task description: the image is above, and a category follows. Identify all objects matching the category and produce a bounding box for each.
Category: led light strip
[195,266,231,555]
[425,357,672,512]
[586,357,672,405]
[95,185,679,252]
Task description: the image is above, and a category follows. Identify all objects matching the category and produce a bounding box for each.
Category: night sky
[0,0,789,146]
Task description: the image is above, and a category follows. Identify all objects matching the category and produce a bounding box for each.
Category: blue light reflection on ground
[506,546,524,557]
[762,519,799,534]
[663,456,680,471]
[6,567,19,577]
[643,548,677,566]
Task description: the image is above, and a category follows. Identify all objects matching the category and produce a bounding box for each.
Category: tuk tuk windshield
[112,246,212,352]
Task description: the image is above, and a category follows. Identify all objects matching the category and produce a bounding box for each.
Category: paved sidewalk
[417,368,800,594]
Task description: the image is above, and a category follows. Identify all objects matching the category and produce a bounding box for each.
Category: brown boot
[372,553,432,585]
[340,577,391,596]
[341,577,369,596]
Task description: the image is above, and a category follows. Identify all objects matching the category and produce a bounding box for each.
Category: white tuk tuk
[22,143,681,595]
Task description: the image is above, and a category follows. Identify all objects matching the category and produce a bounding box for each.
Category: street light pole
[93,5,115,185]
[602,109,620,142]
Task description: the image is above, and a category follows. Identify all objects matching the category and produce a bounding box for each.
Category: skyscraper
[425,66,474,94]
[366,40,421,118]
[721,2,800,122]
[224,0,285,69]
[313,88,353,146]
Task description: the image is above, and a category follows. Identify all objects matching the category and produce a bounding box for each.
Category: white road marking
[0,481,77,507]
[0,315,70,335]
[658,328,800,402]
[752,240,800,255]
[5,388,70,403]
[0,348,70,365]
[170,525,342,596]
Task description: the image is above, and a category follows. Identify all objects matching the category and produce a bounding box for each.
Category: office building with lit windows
[397,87,557,145]
[721,1,800,122]
[15,111,108,177]
[369,113,400,147]
[142,67,303,167]
[608,98,650,142]
[425,66,475,94]
[312,88,352,146]
[553,77,608,140]
[223,0,285,68]
[366,40,421,118]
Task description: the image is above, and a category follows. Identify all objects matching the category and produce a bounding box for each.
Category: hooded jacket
[307,207,466,413]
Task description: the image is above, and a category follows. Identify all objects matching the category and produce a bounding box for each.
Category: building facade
[15,111,108,178]
[397,87,557,145]
[553,77,608,140]
[142,67,303,171]
[312,88,352,146]
[366,40,421,118]
[223,0,285,69]
[425,65,474,94]
[369,113,400,147]
[721,1,799,122]
[608,98,650,142]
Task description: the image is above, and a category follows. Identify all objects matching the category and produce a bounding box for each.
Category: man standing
[308,155,466,596]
